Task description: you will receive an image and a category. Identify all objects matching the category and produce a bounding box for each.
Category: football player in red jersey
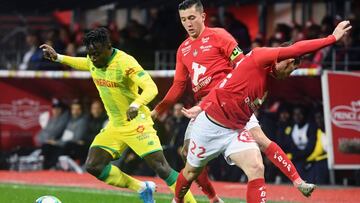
[153,0,315,201]
[153,0,243,202]
[176,20,351,203]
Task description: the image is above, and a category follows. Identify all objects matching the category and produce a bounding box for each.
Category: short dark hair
[178,0,204,12]
[83,27,111,48]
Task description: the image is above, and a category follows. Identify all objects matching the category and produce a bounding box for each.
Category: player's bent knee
[85,161,105,177]
[247,162,265,179]
[183,168,199,182]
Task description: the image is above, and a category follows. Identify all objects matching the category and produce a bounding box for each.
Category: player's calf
[143,151,173,179]
[194,168,217,199]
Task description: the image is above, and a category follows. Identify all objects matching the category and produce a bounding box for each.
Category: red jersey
[201,35,336,129]
[155,27,242,115]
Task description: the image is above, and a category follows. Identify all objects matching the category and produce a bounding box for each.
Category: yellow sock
[168,182,197,203]
[98,164,144,192]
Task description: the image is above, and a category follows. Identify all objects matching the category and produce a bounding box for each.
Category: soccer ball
[35,195,62,203]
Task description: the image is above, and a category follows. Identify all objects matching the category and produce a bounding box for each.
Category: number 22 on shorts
[190,140,206,158]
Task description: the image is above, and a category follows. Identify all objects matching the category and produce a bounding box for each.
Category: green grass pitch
[0,183,290,203]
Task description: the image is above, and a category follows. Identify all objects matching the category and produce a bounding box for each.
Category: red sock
[195,168,216,199]
[247,178,266,203]
[175,170,192,202]
[265,142,300,183]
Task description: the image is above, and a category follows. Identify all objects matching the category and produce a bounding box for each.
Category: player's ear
[202,12,206,22]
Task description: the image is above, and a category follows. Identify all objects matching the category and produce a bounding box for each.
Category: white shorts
[186,112,259,167]
[184,113,259,141]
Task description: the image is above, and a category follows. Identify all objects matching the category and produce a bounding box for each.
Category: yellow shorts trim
[90,145,122,159]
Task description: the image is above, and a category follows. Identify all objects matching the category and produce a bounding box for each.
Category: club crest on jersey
[201,37,209,43]
[237,129,255,143]
[136,125,145,133]
[193,49,198,57]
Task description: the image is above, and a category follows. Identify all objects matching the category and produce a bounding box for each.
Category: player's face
[87,42,111,68]
[179,5,205,39]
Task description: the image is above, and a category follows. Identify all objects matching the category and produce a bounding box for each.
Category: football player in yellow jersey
[40,27,196,203]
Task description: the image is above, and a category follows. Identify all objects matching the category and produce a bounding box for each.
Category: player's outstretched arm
[277,20,352,61]
[40,44,89,71]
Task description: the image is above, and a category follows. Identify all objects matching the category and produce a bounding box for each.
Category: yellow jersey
[59,48,158,129]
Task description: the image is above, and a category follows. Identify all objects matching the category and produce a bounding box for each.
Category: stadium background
[0,0,360,202]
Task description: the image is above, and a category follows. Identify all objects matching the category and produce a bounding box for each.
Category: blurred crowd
[10,99,108,172]
[3,9,360,71]
[252,16,360,70]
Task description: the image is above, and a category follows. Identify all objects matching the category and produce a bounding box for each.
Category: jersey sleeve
[216,29,244,62]
[253,35,337,68]
[124,55,158,107]
[277,35,336,61]
[252,47,280,68]
[59,55,89,71]
[154,50,188,115]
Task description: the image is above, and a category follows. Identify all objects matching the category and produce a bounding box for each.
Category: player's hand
[332,20,352,41]
[181,106,202,119]
[126,106,139,121]
[39,44,58,61]
[151,110,159,120]
[273,59,296,79]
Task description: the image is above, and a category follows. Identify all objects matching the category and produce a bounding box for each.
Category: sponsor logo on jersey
[200,45,212,52]
[125,68,135,76]
[182,45,191,56]
[331,100,360,132]
[192,76,212,92]
[94,78,119,88]
[136,133,149,141]
[201,37,209,43]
